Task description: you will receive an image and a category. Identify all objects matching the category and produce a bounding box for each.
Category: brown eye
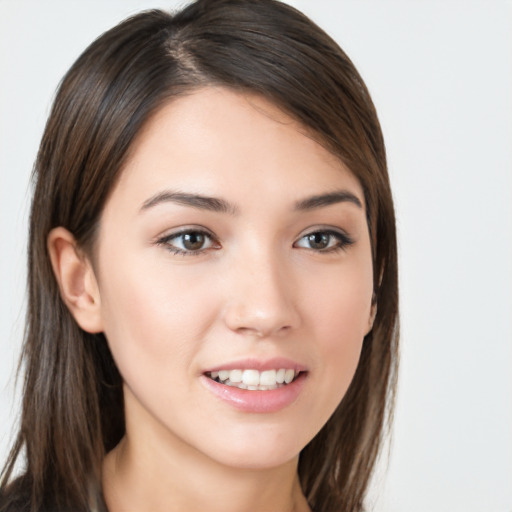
[294,230,354,252]
[306,233,330,250]
[182,232,206,251]
[159,230,218,255]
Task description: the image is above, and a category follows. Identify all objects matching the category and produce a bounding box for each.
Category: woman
[0,0,399,511]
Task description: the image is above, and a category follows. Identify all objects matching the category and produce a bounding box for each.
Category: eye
[157,229,219,255]
[294,229,353,252]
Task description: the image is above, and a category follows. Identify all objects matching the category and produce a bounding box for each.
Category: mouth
[201,362,308,413]
[205,368,303,391]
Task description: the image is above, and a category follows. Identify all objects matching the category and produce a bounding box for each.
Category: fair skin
[48,87,375,512]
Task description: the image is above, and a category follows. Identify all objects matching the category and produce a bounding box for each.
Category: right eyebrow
[140,190,239,216]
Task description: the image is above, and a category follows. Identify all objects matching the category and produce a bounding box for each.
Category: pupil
[183,232,204,250]
[309,233,328,249]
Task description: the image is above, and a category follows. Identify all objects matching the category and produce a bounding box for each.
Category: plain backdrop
[1,1,511,511]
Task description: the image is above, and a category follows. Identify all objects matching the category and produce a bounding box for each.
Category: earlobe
[47,227,103,333]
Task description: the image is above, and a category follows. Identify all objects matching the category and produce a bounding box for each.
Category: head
[2,1,398,511]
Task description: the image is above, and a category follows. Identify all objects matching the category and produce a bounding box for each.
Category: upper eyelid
[156,229,220,256]
[296,226,352,239]
[293,228,354,249]
[156,227,219,250]
[157,225,217,241]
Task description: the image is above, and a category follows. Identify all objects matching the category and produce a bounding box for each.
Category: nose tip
[223,264,300,338]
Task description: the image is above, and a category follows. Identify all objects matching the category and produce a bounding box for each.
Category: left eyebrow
[294,190,363,211]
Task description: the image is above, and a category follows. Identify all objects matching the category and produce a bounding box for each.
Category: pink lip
[203,357,307,373]
[200,371,308,414]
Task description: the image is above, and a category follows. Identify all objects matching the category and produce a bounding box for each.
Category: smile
[206,368,299,390]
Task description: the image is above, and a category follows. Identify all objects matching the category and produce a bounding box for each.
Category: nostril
[233,324,294,339]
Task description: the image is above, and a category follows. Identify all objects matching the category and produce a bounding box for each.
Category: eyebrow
[294,190,363,210]
[140,188,363,215]
[140,191,239,215]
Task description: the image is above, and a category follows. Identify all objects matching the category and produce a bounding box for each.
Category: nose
[223,250,301,338]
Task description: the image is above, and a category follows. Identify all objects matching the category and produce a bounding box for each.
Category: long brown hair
[0,1,399,511]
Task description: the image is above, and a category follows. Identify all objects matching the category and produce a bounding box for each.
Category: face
[92,87,374,470]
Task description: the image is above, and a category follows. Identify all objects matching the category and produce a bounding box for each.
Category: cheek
[308,258,373,345]
[304,257,373,402]
[96,254,219,385]
[313,287,368,385]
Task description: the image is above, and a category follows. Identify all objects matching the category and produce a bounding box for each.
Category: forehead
[110,87,364,211]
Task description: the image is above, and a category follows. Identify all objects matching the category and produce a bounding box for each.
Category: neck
[103,437,310,512]
[102,395,311,512]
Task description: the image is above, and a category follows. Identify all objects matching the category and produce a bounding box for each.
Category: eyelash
[293,229,354,253]
[156,228,354,256]
[157,229,219,257]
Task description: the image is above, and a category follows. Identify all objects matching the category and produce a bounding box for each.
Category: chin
[197,424,308,471]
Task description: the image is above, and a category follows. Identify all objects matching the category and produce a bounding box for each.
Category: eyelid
[154,224,353,256]
[293,226,354,251]
[155,226,220,255]
[156,224,215,239]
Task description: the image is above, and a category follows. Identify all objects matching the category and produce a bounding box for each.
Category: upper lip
[203,357,308,374]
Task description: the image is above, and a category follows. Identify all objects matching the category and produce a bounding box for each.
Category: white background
[1,1,511,511]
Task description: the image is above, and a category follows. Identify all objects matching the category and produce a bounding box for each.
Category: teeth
[229,369,243,383]
[242,369,260,386]
[276,368,286,384]
[260,369,277,386]
[208,368,299,390]
[284,369,295,384]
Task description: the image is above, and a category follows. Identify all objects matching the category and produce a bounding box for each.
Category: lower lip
[200,373,307,413]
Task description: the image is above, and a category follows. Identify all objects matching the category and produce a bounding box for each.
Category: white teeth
[242,369,260,386]
[260,369,277,386]
[218,370,230,381]
[284,369,295,384]
[208,368,299,390]
[229,369,243,383]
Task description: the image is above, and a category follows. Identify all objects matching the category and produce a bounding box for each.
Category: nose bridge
[223,240,300,337]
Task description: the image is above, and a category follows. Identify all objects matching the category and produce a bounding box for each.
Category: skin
[49,87,375,512]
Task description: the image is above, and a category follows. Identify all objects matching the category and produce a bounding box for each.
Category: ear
[366,295,377,335]
[47,227,103,333]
